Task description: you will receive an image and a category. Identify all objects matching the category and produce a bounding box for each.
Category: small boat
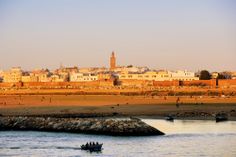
[80,142,103,152]
[215,113,228,122]
[165,115,174,122]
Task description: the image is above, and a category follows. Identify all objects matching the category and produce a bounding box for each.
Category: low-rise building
[211,72,219,79]
[118,70,198,81]
[156,71,172,81]
[50,74,65,82]
[79,67,108,73]
[70,72,98,82]
[3,67,23,83]
[55,66,79,75]
[170,70,199,81]
[57,72,69,82]
[31,69,51,82]
[97,73,114,80]
[118,71,170,81]
[114,66,149,73]
[21,74,38,82]
[231,72,236,80]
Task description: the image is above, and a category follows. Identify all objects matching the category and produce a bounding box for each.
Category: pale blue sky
[0,0,235,71]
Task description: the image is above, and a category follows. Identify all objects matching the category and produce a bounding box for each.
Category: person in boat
[81,142,103,151]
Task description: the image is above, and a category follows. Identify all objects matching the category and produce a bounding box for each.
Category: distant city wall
[218,79,236,87]
[180,79,217,87]
[0,80,113,88]
[0,82,22,88]
[23,81,100,88]
[153,80,179,87]
[1,79,236,89]
[120,80,153,87]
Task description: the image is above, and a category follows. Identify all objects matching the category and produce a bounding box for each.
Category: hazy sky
[0,0,235,71]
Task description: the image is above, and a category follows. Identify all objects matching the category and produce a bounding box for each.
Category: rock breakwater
[0,117,164,136]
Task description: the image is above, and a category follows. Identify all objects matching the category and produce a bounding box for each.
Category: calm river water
[1,119,236,157]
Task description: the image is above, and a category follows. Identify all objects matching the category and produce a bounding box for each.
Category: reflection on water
[143,119,236,134]
[0,119,236,157]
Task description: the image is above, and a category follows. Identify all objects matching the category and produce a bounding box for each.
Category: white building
[211,72,219,79]
[21,73,38,82]
[79,67,108,74]
[70,73,98,82]
[114,66,149,74]
[50,74,66,82]
[3,67,23,83]
[169,70,199,81]
[30,70,51,82]
[118,70,199,81]
[118,71,171,81]
[231,72,236,80]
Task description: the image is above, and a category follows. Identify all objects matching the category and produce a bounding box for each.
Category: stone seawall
[0,117,164,136]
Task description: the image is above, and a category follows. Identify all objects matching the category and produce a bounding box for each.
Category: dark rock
[215,113,228,122]
[230,109,236,113]
[0,117,164,136]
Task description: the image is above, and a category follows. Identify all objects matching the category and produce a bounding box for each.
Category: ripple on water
[0,120,236,157]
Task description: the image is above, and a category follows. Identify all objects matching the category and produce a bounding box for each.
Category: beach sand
[1,95,236,120]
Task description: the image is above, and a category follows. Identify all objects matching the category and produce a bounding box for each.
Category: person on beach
[176,97,180,108]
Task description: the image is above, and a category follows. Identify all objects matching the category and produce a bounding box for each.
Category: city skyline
[0,51,235,73]
[0,50,235,72]
[0,0,236,71]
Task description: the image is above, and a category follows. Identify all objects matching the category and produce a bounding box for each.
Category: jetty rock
[0,117,164,136]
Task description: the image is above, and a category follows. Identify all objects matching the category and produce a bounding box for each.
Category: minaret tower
[110,51,116,71]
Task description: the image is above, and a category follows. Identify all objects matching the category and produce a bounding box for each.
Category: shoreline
[1,95,236,121]
[1,115,235,121]
[1,110,236,121]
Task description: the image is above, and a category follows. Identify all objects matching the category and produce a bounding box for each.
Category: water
[1,119,236,157]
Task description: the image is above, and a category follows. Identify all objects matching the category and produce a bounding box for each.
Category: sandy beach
[1,95,236,120]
